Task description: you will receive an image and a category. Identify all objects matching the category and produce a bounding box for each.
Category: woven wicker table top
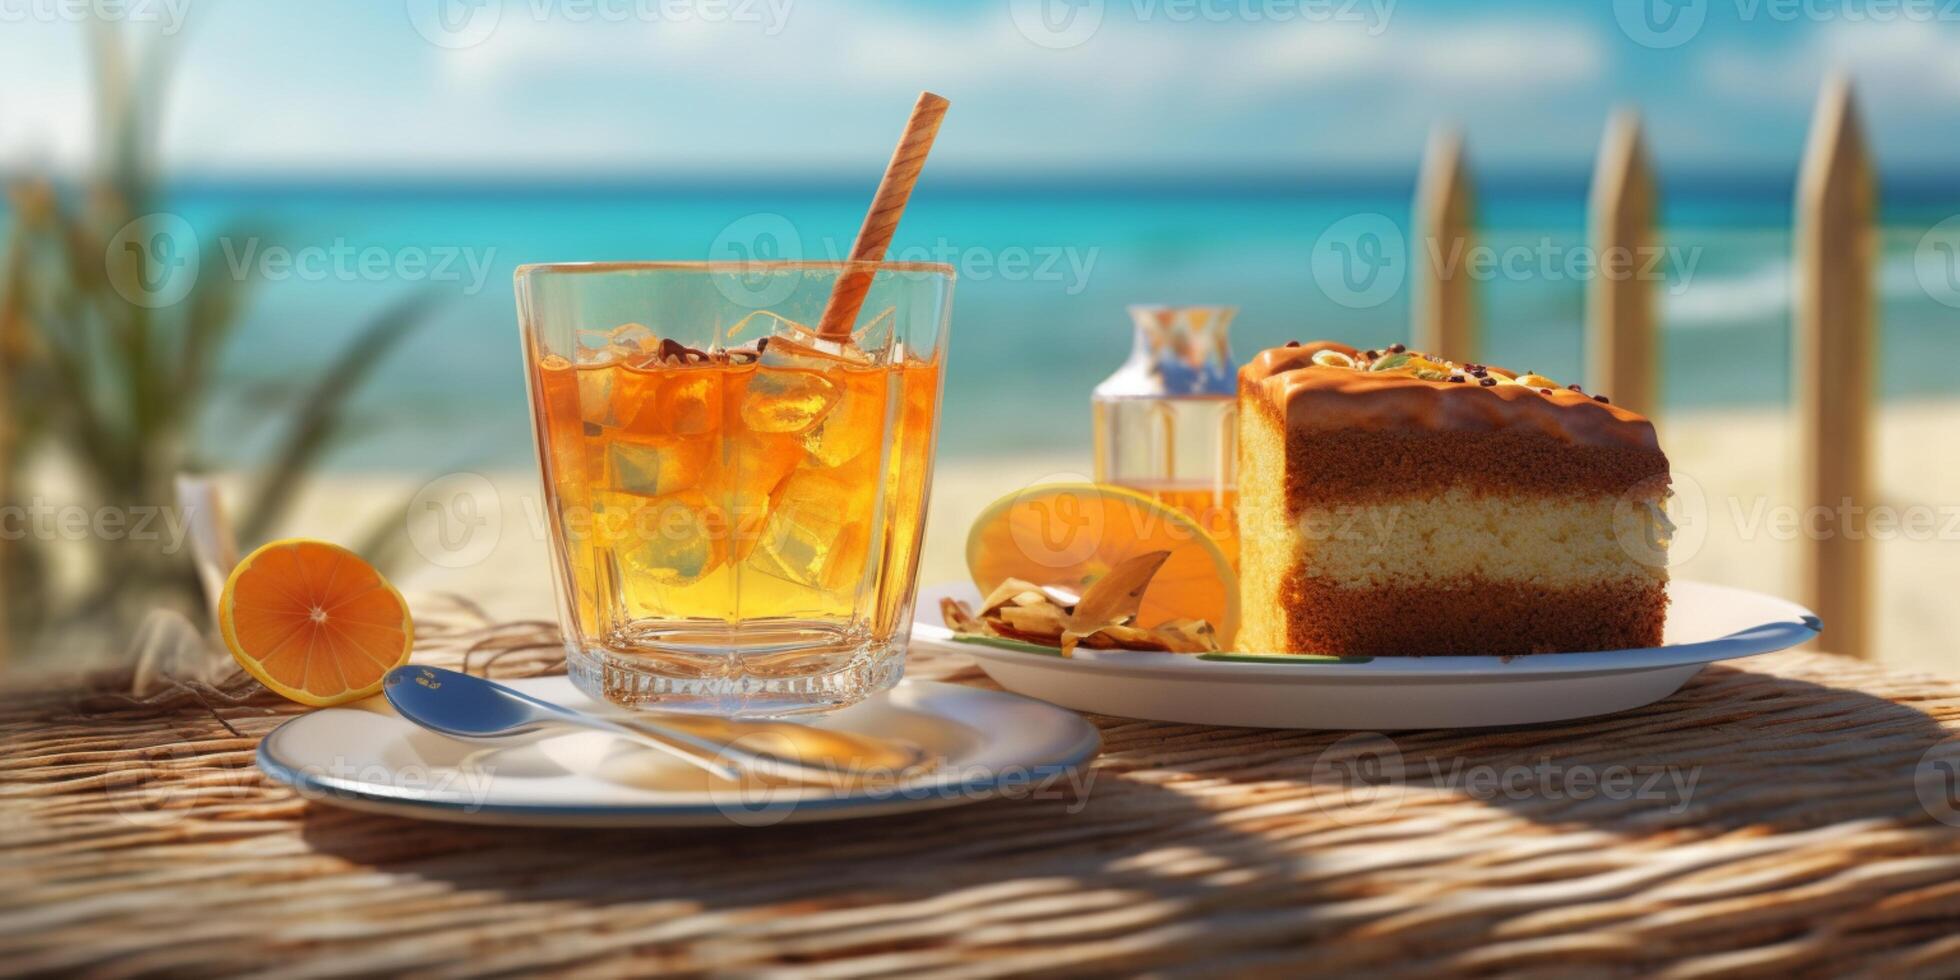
[5,603,1960,978]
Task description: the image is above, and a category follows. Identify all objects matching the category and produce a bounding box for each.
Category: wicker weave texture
[4,604,1960,978]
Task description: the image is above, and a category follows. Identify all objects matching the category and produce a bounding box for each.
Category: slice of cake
[1237,341,1671,656]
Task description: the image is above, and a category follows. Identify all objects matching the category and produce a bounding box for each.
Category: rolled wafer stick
[816,91,949,341]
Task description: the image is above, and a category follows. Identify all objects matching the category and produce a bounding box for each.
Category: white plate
[913,580,1820,730]
[257,678,1100,827]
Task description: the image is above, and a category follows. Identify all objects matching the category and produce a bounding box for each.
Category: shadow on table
[293,658,1954,941]
[1302,660,1956,836]
[295,763,1294,922]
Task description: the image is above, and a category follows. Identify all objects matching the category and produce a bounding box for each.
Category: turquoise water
[141,175,1960,470]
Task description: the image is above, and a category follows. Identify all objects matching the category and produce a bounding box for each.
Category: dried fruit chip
[942,550,1221,657]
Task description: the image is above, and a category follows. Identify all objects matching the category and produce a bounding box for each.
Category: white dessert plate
[912,580,1820,730]
[258,678,1100,827]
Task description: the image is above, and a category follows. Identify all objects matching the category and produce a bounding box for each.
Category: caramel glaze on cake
[1237,341,1672,656]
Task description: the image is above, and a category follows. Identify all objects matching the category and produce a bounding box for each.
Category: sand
[252,401,1960,677]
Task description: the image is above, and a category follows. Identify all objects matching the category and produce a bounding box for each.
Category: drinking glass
[516,261,952,716]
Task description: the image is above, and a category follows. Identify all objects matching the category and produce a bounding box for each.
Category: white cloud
[441,7,1606,100]
[1701,19,1960,106]
[0,26,96,171]
[1229,21,1604,92]
[1815,19,1960,99]
[413,6,1611,168]
[1692,20,1960,166]
[2,5,1617,174]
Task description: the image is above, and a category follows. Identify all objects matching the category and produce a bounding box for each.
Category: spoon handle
[602,715,910,786]
[575,717,747,783]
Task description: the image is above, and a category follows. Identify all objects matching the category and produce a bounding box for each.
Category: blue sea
[150,173,1960,472]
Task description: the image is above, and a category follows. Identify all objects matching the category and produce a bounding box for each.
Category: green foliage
[0,26,441,656]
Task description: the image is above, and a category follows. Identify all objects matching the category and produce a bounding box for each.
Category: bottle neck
[1099,306,1237,398]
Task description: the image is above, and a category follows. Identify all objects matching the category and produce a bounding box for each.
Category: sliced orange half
[219,539,414,707]
[966,483,1238,642]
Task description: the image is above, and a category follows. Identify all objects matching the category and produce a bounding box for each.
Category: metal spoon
[382,666,933,787]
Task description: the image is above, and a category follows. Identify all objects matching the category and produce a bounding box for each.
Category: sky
[2,0,1959,178]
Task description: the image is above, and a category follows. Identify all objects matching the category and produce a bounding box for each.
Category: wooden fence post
[0,200,23,665]
[1414,126,1477,361]
[1587,108,1659,418]
[1795,74,1876,660]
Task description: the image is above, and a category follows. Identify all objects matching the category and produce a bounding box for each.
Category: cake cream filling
[1245,488,1672,590]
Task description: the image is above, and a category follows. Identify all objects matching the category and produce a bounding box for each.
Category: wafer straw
[816,91,949,341]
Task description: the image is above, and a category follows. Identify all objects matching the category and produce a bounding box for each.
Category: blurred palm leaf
[1,24,448,658]
[239,289,442,543]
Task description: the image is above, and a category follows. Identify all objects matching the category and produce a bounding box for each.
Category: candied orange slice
[218,539,414,707]
[966,483,1238,642]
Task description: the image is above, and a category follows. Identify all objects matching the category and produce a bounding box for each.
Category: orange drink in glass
[517,261,951,715]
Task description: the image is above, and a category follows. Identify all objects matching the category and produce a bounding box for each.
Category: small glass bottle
[1091,306,1239,564]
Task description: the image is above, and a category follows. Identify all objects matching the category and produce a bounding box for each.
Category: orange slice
[966,483,1238,641]
[218,539,414,707]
